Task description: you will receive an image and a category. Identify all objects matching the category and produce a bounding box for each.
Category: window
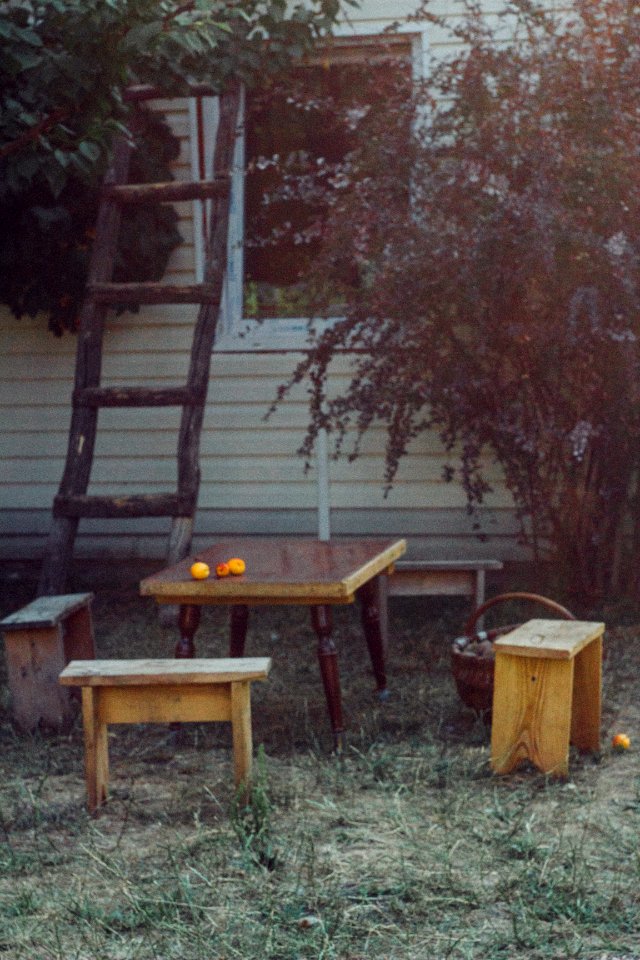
[191,30,426,351]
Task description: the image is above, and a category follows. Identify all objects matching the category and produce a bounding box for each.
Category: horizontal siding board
[1,506,525,562]
[0,479,513,511]
[1,505,521,539]
[0,424,456,458]
[0,450,501,486]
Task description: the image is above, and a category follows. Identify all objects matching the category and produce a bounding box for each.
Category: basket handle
[464,591,576,636]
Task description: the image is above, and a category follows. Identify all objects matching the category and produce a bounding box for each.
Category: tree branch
[0,107,68,159]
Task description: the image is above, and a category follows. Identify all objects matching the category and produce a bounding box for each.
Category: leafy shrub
[276,0,640,599]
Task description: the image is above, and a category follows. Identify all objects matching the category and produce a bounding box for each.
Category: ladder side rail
[169,83,241,565]
[39,137,133,595]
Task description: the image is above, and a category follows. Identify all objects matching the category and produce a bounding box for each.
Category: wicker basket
[451,592,575,715]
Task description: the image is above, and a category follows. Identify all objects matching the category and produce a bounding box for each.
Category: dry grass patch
[1,565,640,959]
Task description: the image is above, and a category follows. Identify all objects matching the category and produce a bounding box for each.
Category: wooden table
[140,537,406,749]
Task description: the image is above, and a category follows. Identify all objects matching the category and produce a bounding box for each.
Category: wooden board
[139,538,406,604]
[60,657,272,686]
[1,593,93,630]
[494,619,604,661]
[97,684,232,724]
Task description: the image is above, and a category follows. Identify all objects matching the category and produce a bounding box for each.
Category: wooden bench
[387,559,503,607]
[59,657,271,814]
[490,619,604,777]
[1,593,95,731]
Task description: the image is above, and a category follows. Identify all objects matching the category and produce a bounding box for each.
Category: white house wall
[0,0,526,564]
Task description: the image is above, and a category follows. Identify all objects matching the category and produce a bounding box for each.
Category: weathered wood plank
[38,135,134,595]
[89,282,216,305]
[494,619,605,661]
[105,178,229,204]
[73,386,200,408]
[59,657,272,685]
[53,493,190,519]
[124,82,218,102]
[0,593,93,630]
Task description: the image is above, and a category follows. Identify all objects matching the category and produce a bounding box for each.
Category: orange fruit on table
[215,561,231,578]
[190,561,210,580]
[612,732,631,750]
[228,557,246,575]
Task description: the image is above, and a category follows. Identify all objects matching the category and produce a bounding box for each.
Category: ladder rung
[124,83,218,102]
[104,178,229,205]
[89,282,216,305]
[73,386,202,408]
[53,493,193,519]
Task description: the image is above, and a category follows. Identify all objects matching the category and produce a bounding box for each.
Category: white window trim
[189,22,431,353]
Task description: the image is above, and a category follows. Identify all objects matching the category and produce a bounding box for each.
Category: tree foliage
[0,0,350,332]
[275,0,640,599]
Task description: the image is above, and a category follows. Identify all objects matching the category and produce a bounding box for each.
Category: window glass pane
[243,55,410,320]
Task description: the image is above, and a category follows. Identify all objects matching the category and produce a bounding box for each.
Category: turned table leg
[311,604,345,752]
[358,577,389,700]
[175,604,201,658]
[229,604,249,657]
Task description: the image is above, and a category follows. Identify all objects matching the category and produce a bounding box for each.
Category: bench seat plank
[0,593,94,630]
[393,560,503,571]
[494,620,604,660]
[60,657,271,686]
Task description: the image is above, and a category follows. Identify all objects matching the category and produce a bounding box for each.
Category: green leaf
[78,140,101,163]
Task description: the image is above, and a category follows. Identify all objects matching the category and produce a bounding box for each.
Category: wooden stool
[491,619,604,777]
[1,593,95,731]
[59,657,271,813]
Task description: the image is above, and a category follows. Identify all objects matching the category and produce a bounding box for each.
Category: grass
[1,561,640,959]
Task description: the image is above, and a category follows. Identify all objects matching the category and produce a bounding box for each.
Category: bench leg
[81,687,109,814]
[571,636,602,752]
[231,681,253,791]
[491,653,574,777]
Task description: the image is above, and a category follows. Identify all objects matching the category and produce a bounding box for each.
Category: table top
[140,537,406,605]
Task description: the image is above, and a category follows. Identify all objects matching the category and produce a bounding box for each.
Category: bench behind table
[59,657,271,814]
[388,560,503,607]
[1,593,94,731]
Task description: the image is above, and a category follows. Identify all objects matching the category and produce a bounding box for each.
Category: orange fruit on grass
[612,733,631,750]
[228,557,246,575]
[190,561,210,580]
[215,562,231,578]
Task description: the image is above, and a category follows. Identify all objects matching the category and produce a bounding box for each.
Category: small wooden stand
[59,657,271,814]
[1,593,95,731]
[490,619,604,777]
[388,559,503,608]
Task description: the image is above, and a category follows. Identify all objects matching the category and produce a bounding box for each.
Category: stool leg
[491,653,574,777]
[571,636,602,753]
[230,681,253,792]
[81,687,109,814]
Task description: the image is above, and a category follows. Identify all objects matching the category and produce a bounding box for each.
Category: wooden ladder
[38,84,240,596]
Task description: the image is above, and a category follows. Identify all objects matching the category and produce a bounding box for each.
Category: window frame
[189,23,430,353]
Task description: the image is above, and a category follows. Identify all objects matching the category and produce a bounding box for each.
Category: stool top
[0,593,93,630]
[494,619,604,660]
